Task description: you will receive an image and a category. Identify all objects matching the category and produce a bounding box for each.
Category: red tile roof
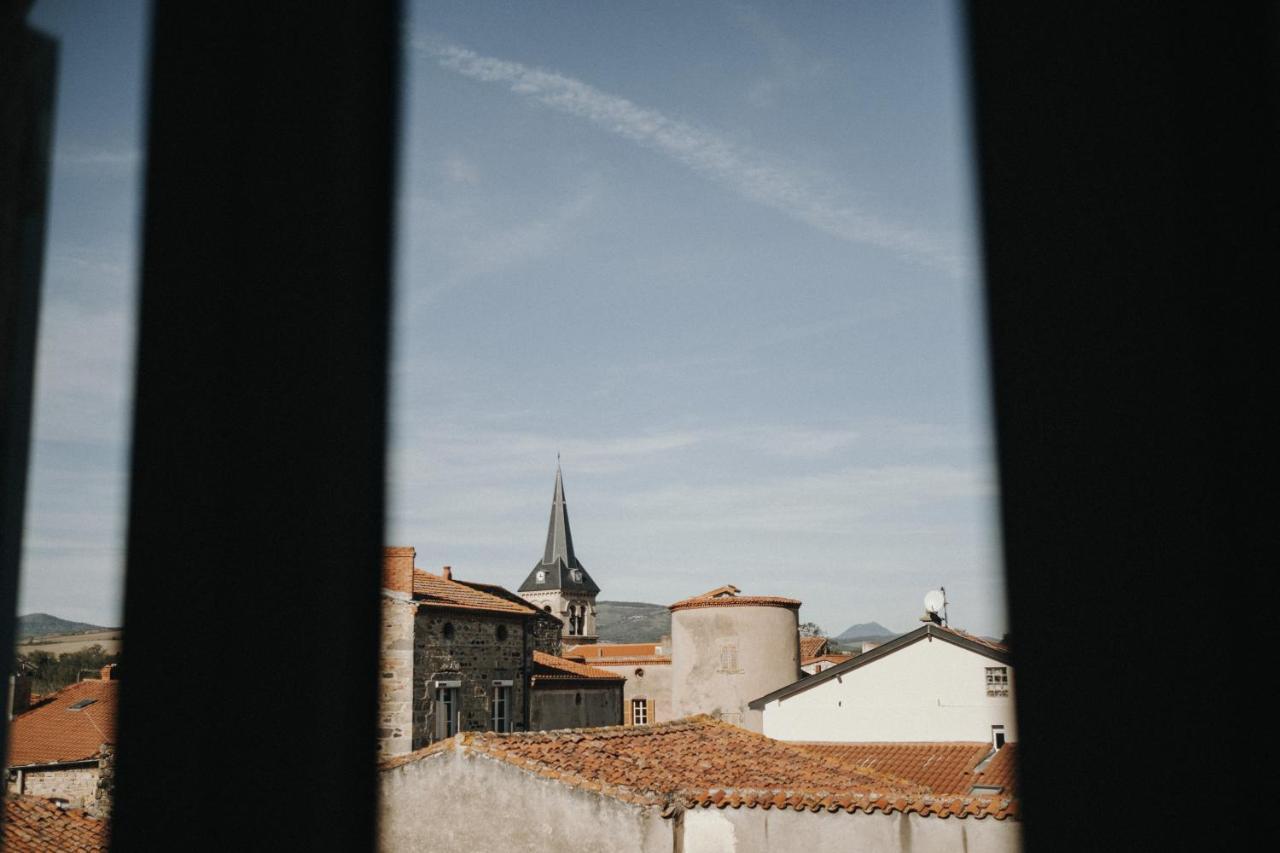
[939,626,1009,653]
[669,586,801,612]
[799,636,829,659]
[793,743,1019,797]
[411,570,537,616]
[567,656,672,666]
[7,679,117,767]
[3,796,109,851]
[381,717,1016,819]
[567,643,661,659]
[531,652,626,686]
[802,653,853,667]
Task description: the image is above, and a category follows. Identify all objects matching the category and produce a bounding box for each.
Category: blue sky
[21,1,1007,638]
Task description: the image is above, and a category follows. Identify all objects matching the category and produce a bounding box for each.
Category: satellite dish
[924,589,946,614]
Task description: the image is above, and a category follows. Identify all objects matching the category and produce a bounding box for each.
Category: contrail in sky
[420,38,966,276]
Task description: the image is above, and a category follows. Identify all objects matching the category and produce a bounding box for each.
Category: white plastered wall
[761,635,1017,743]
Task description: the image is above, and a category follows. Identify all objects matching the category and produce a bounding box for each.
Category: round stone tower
[669,585,801,731]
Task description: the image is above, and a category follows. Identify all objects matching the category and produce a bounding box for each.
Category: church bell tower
[518,463,600,643]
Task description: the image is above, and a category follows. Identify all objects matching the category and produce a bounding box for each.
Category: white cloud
[417,37,964,275]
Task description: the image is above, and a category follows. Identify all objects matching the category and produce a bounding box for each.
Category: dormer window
[570,569,582,582]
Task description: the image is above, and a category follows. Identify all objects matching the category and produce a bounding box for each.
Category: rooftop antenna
[922,587,949,627]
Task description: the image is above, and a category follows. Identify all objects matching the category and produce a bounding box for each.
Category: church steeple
[519,464,599,596]
[542,463,576,567]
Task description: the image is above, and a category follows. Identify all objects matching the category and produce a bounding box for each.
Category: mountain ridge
[16,613,113,639]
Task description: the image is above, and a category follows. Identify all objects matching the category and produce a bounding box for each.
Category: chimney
[7,673,32,720]
[100,664,118,681]
[442,565,452,581]
[382,546,416,595]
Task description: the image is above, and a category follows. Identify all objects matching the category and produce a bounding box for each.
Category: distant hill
[595,601,671,644]
[16,613,112,639]
[835,621,897,643]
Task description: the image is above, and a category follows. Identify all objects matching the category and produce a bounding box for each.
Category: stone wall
[412,609,531,748]
[378,593,416,759]
[8,764,103,813]
[532,611,564,656]
[529,684,623,731]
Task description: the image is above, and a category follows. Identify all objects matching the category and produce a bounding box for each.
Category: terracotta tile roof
[567,643,661,659]
[567,657,672,666]
[3,796,109,851]
[973,743,1019,793]
[669,586,802,612]
[381,716,1016,819]
[799,636,829,659]
[531,651,626,686]
[6,680,117,767]
[411,570,536,616]
[939,625,1009,653]
[802,653,854,667]
[792,742,1019,797]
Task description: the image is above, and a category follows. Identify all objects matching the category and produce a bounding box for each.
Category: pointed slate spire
[542,463,575,566]
[519,463,599,594]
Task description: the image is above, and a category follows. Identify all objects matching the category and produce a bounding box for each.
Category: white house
[750,624,1016,745]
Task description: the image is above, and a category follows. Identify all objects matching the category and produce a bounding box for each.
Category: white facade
[757,627,1016,743]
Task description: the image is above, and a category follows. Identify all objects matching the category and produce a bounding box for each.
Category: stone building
[379,547,627,759]
[517,465,600,643]
[5,665,118,816]
[378,716,1020,853]
[379,548,563,759]
[529,651,625,730]
[669,585,802,731]
[565,640,673,726]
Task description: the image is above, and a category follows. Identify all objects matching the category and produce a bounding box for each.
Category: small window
[634,667,644,678]
[718,643,739,673]
[442,622,455,640]
[991,724,1006,749]
[496,624,508,641]
[985,666,1009,696]
[67,698,98,711]
[492,685,511,732]
[574,691,582,706]
[631,697,648,725]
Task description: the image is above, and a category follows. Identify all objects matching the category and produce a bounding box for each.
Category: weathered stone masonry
[411,609,532,750]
